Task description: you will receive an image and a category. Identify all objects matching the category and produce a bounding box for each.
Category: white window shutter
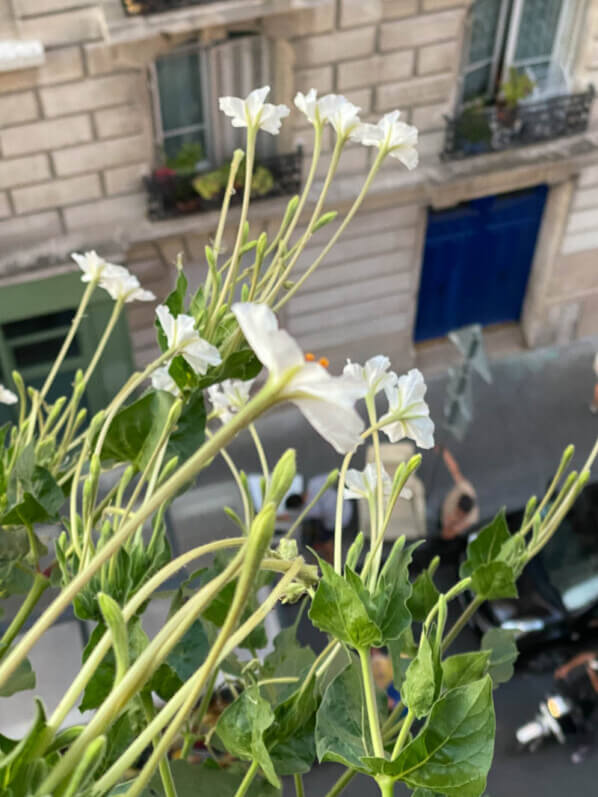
[206,35,275,164]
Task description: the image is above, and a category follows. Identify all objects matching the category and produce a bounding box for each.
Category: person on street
[439,446,479,540]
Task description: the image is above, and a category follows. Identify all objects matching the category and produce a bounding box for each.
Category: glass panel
[162,130,206,165]
[514,0,563,61]
[467,0,503,64]
[156,50,204,134]
[11,335,79,369]
[3,308,74,340]
[463,64,492,101]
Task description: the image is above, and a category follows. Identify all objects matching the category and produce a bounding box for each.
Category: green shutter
[0,272,134,424]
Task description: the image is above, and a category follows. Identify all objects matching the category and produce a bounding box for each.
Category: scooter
[516,658,598,755]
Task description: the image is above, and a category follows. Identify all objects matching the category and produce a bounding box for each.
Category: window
[461,0,584,104]
[0,272,133,425]
[151,34,275,168]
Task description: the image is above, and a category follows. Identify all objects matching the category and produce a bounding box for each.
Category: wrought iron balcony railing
[442,86,595,161]
[122,0,228,16]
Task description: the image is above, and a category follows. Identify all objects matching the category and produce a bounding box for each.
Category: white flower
[318,94,362,138]
[100,265,155,303]
[343,355,398,397]
[72,250,113,282]
[156,305,221,376]
[0,384,17,405]
[207,378,255,424]
[344,463,392,500]
[231,302,366,454]
[380,369,434,449]
[151,366,178,396]
[219,86,290,135]
[353,111,418,170]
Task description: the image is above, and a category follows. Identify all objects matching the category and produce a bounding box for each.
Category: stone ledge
[103,0,331,46]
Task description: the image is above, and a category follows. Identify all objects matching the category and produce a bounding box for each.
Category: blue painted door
[414,185,548,341]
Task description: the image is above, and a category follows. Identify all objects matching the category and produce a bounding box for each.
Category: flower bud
[97,593,129,684]
[277,538,297,561]
[313,210,338,232]
[265,449,296,507]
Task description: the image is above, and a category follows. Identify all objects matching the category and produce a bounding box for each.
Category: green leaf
[402,634,437,718]
[315,658,368,772]
[471,562,518,600]
[373,538,415,643]
[481,628,518,687]
[308,557,381,650]
[165,268,188,317]
[260,625,315,708]
[150,620,209,701]
[0,698,47,790]
[269,718,315,776]
[194,348,262,391]
[442,652,490,691]
[0,528,29,561]
[408,571,440,623]
[102,706,145,775]
[460,511,510,578]
[215,686,280,788]
[165,391,205,467]
[365,678,495,797]
[1,467,64,526]
[0,658,35,697]
[201,577,267,652]
[99,392,175,470]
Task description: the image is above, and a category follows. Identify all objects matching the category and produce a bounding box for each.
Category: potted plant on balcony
[454,97,493,155]
[192,167,227,209]
[497,67,535,128]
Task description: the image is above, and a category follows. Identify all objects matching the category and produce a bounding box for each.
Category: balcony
[144,149,302,221]
[442,86,595,161]
[122,0,223,16]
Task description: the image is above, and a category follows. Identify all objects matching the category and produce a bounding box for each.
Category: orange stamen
[305,352,316,362]
[319,357,330,368]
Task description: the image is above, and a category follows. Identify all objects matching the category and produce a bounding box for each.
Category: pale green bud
[266,449,297,507]
[62,735,107,797]
[277,538,298,561]
[313,210,338,232]
[97,593,128,684]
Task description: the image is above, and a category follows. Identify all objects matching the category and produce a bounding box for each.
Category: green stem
[323,768,357,797]
[334,452,353,574]
[0,572,49,659]
[285,471,337,541]
[358,647,384,758]
[38,279,97,405]
[211,127,257,324]
[47,537,244,732]
[273,148,386,312]
[366,395,384,590]
[294,773,305,797]
[391,708,414,759]
[234,760,258,797]
[442,596,484,652]
[249,423,269,485]
[377,776,395,797]
[0,377,283,696]
[281,123,323,246]
[140,692,178,797]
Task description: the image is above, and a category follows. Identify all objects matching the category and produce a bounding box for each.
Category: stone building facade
[0,0,597,393]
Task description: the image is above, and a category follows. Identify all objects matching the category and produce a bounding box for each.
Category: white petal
[219,96,246,125]
[182,339,222,375]
[245,86,270,118]
[232,302,303,376]
[0,385,18,404]
[156,305,176,348]
[293,395,363,454]
[151,366,178,395]
[390,145,419,170]
[404,415,435,449]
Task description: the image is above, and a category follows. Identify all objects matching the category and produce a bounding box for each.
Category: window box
[123,0,226,17]
[442,86,595,161]
[144,148,302,221]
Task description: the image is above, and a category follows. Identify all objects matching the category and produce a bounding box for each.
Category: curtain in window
[509,0,567,92]
[206,35,275,162]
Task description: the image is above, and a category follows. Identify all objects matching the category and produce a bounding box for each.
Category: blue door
[414,185,548,341]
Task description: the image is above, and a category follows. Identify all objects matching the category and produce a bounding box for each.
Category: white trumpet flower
[156,305,222,376]
[343,355,398,397]
[219,86,290,135]
[380,368,434,449]
[72,250,114,282]
[353,111,418,170]
[232,302,366,453]
[318,94,362,138]
[151,366,178,396]
[344,463,392,501]
[100,266,155,303]
[207,378,255,424]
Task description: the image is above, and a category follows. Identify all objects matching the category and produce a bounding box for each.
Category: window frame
[459,0,585,106]
[150,41,213,168]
